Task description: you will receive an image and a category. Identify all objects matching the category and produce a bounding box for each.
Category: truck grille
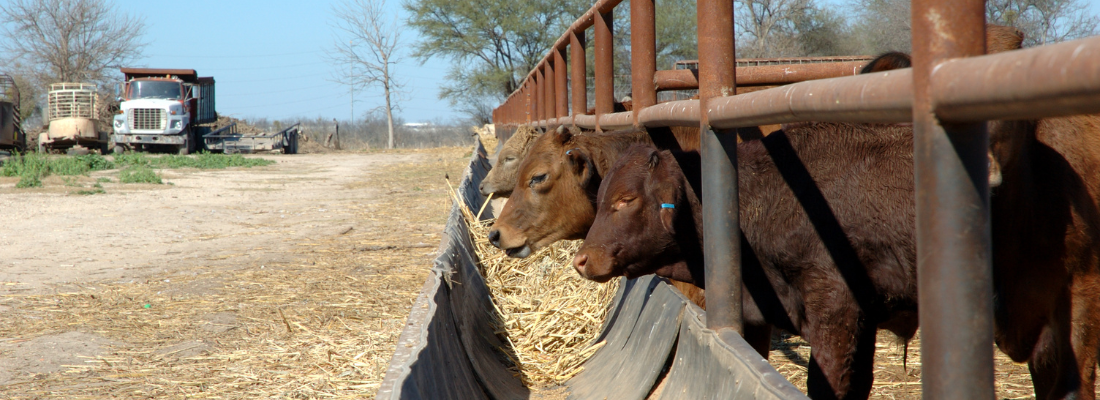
[128,108,166,130]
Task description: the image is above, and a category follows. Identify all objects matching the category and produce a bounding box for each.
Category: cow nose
[573,253,589,275]
[488,229,502,248]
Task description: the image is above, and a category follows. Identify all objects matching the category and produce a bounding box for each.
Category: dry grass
[767,329,1059,399]
[446,186,619,388]
[0,147,471,399]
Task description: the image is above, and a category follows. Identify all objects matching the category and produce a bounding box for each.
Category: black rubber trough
[377,139,808,400]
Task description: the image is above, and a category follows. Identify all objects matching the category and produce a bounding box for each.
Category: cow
[858,25,1100,399]
[484,123,738,343]
[573,123,920,400]
[479,125,544,197]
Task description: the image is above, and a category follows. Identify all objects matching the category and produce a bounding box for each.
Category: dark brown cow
[574,124,919,400]
[479,125,544,197]
[575,117,1100,400]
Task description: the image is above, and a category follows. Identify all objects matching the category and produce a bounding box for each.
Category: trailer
[40,83,108,154]
[0,74,26,154]
[202,122,299,154]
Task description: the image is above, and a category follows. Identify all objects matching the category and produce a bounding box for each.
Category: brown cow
[488,125,653,258]
[574,124,919,400]
[988,115,1100,400]
[479,125,544,197]
[858,26,1100,399]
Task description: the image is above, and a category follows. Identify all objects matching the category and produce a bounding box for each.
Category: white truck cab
[111,68,215,154]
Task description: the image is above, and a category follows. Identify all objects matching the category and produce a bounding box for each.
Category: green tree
[405,0,589,122]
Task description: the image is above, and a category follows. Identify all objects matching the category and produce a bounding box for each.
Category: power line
[229,73,329,83]
[198,61,329,72]
[222,93,347,110]
[148,50,323,59]
[218,82,344,98]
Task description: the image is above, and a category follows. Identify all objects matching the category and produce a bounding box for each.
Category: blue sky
[121,0,1100,123]
[126,0,455,123]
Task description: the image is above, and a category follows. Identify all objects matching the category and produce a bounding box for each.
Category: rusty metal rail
[491,0,1100,398]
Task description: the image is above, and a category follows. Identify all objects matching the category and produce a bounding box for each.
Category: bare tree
[847,0,912,54]
[987,0,1099,46]
[330,0,402,149]
[734,0,850,57]
[0,0,145,86]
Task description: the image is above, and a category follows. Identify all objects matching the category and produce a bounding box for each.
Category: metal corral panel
[380,138,808,400]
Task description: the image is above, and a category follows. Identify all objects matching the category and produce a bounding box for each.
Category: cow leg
[744,323,772,360]
[804,307,875,400]
[1068,272,1100,400]
[1027,287,1094,400]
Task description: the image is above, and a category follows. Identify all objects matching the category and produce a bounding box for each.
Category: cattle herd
[477,26,1100,400]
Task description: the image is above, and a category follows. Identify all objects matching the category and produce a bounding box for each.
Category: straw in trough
[447,185,619,387]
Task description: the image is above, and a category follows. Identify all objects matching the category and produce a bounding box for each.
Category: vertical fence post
[555,46,569,119]
[545,61,556,126]
[570,30,587,124]
[698,0,742,334]
[911,0,994,398]
[630,0,656,125]
[595,10,614,130]
[526,80,534,125]
[536,67,546,126]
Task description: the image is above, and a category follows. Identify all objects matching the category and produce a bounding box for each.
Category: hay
[447,184,619,387]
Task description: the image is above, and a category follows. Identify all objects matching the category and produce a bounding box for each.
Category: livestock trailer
[0,74,26,153]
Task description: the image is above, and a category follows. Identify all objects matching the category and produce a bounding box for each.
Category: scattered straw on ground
[767,328,1059,399]
[447,187,619,387]
[0,147,471,399]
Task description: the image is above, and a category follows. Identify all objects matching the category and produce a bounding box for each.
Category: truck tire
[113,145,126,154]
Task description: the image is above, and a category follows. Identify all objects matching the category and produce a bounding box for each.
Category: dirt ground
[0,143,1070,400]
[0,147,471,398]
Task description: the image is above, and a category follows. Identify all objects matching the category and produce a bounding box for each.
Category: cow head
[488,126,600,258]
[573,144,700,284]
[480,125,543,197]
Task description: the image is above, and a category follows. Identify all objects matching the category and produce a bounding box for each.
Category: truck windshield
[130,81,182,100]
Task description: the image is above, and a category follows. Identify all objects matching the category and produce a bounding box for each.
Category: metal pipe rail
[491,0,1100,398]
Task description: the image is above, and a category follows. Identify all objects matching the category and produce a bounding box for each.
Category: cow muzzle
[488,228,533,258]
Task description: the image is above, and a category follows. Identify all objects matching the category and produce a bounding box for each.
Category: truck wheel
[113,145,126,154]
[178,144,190,155]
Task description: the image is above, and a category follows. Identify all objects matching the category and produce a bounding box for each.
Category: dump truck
[111,68,216,155]
[0,74,26,153]
[40,83,108,154]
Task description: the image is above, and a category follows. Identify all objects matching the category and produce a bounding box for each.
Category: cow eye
[529,174,547,187]
[504,156,516,163]
[612,197,635,211]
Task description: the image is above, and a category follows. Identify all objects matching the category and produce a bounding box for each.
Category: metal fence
[491,0,1100,397]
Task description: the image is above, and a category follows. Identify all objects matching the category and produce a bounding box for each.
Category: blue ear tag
[661,203,675,209]
[566,149,573,155]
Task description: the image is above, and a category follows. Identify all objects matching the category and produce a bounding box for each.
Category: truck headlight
[113,119,124,129]
[171,120,182,130]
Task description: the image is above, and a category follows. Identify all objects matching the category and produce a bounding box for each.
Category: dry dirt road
[0,148,472,398]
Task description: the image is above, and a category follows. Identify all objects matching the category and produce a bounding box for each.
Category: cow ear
[553,125,573,146]
[566,147,596,185]
[644,150,682,234]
